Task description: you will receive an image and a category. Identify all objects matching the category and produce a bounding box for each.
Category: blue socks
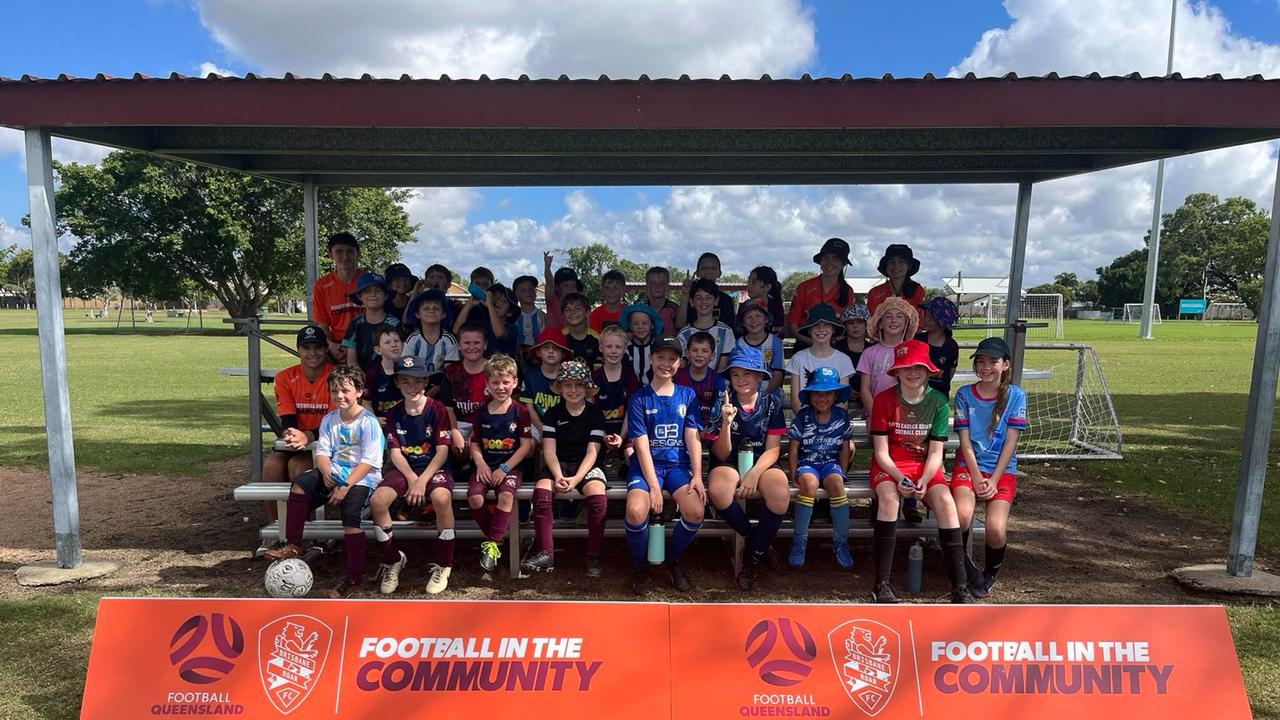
[716,500,752,537]
[669,517,703,562]
[792,495,815,540]
[830,495,850,543]
[624,518,649,568]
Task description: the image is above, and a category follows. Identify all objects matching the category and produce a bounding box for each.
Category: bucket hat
[798,366,852,405]
[877,244,920,277]
[888,339,940,376]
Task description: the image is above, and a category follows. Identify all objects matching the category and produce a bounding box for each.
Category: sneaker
[736,552,761,591]
[521,549,555,574]
[631,566,651,595]
[872,579,900,604]
[788,537,807,568]
[479,540,501,572]
[970,572,997,599]
[327,579,357,599]
[585,554,603,579]
[903,503,924,525]
[424,563,451,595]
[668,561,693,592]
[833,541,854,569]
[378,551,407,594]
[263,542,302,561]
[951,585,977,604]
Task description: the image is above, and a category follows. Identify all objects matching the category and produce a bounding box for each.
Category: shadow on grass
[103,397,247,430]
[0,325,242,338]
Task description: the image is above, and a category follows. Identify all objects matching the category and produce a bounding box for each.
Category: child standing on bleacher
[560,293,602,368]
[951,336,1027,600]
[867,244,926,322]
[467,354,536,572]
[361,327,405,425]
[678,279,736,370]
[342,272,400,369]
[512,275,546,351]
[737,303,785,396]
[867,340,973,605]
[674,331,727,435]
[523,360,609,578]
[706,345,789,592]
[438,324,489,450]
[402,289,460,377]
[265,365,385,599]
[589,270,628,333]
[621,303,662,383]
[383,263,416,323]
[918,297,960,397]
[787,367,856,569]
[624,336,706,595]
[837,304,873,416]
[368,356,453,595]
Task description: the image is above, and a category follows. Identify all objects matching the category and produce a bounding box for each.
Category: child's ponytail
[986,361,1014,439]
[751,265,785,328]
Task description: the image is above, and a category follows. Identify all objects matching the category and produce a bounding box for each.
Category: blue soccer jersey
[626,384,703,467]
[788,406,856,466]
[953,383,1028,474]
[706,391,786,457]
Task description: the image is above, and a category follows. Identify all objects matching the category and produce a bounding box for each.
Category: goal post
[1123,303,1161,324]
[1203,302,1254,322]
[988,293,1064,339]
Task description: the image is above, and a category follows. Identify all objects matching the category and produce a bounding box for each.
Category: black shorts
[538,466,608,492]
[294,469,372,529]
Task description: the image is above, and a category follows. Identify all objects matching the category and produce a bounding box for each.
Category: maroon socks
[585,494,608,555]
[533,487,555,553]
[285,492,311,546]
[343,532,365,585]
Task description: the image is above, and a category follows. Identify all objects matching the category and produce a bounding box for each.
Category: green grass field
[0,310,1277,718]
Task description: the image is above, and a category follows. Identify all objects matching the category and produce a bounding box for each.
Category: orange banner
[81,599,1249,719]
[670,604,1251,719]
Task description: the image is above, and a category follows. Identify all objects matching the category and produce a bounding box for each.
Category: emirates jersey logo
[827,619,900,717]
[258,614,333,715]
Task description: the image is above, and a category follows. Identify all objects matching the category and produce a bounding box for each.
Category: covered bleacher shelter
[2,72,1280,587]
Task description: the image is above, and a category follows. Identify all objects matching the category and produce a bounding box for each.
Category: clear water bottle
[647,514,665,565]
[906,541,924,593]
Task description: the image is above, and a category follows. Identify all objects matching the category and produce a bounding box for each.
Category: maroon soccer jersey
[439,362,489,422]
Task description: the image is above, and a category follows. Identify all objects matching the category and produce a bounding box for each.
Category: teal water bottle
[647,513,665,564]
[737,447,755,477]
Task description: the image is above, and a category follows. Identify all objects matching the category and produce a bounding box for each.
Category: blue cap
[720,344,768,378]
[348,272,395,306]
[798,366,852,405]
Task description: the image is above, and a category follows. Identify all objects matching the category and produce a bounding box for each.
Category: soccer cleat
[631,566,651,595]
[833,541,854,569]
[327,579,357,599]
[479,540,501,572]
[668,561,693,592]
[951,585,977,604]
[378,551,407,594]
[788,536,807,568]
[964,554,985,588]
[263,543,302,561]
[761,546,781,573]
[872,579,900,604]
[585,554,603,579]
[736,552,761,592]
[424,563,451,595]
[970,572,997,599]
[521,549,555,574]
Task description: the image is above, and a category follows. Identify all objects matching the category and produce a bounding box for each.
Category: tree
[1075,279,1100,308]
[53,152,416,318]
[1091,193,1270,314]
[1026,282,1073,306]
[1,248,35,307]
[1053,272,1079,289]
[781,271,809,302]
[555,243,657,303]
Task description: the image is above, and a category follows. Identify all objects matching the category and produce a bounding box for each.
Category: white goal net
[1122,303,1162,324]
[988,293,1064,340]
[1203,302,1253,322]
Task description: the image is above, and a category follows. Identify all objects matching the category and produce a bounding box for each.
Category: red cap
[529,327,573,358]
[887,339,940,376]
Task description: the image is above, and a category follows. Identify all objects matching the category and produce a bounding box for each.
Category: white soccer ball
[264,558,313,598]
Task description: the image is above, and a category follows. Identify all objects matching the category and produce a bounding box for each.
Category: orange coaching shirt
[786,275,855,329]
[312,270,363,343]
[274,363,334,434]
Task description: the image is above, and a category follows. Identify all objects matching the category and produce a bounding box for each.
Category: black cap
[651,335,683,356]
[296,325,326,347]
[970,336,1011,360]
[813,237,852,265]
[393,355,436,378]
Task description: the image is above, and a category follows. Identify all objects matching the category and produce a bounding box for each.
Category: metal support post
[1005,182,1033,377]
[303,178,319,320]
[1227,151,1280,577]
[1069,346,1087,445]
[26,128,83,569]
[248,316,263,484]
[1140,0,1178,340]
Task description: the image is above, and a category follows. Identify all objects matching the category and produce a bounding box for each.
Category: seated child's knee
[495,493,514,510]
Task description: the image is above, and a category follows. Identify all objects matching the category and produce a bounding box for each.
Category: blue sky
[2,0,1279,284]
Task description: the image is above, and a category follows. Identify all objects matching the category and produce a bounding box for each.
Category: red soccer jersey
[588,304,624,334]
[866,281,926,323]
[312,269,363,343]
[786,275,854,329]
[274,363,334,433]
[439,362,490,423]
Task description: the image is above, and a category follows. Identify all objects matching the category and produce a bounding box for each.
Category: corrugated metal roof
[1,71,1276,83]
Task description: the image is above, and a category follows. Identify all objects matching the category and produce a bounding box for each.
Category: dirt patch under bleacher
[0,458,1256,603]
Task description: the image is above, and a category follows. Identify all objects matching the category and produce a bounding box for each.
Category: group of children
[261,231,1024,604]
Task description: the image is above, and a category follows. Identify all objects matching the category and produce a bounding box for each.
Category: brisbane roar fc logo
[826,620,900,717]
[258,614,333,715]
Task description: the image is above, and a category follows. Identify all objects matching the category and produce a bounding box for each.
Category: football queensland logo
[827,620,900,717]
[745,617,818,686]
[258,614,333,715]
[169,612,244,684]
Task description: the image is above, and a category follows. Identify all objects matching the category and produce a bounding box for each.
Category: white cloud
[195,0,815,78]
[0,128,114,167]
[0,216,26,250]
[197,61,234,77]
